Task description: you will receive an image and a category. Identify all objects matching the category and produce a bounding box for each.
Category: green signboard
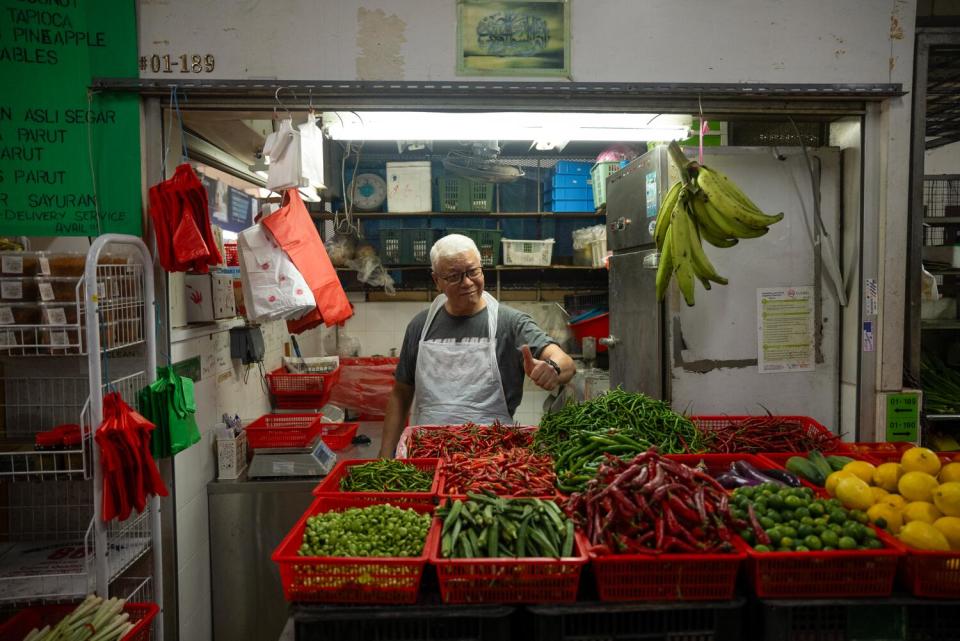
[0,0,141,237]
[886,392,920,443]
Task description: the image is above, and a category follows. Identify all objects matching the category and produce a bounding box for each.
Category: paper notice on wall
[757,286,815,373]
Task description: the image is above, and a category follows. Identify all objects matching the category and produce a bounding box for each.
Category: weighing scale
[247,435,337,479]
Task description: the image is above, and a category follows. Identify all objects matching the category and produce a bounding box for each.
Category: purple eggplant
[732,460,786,486]
[715,471,754,489]
[759,467,802,488]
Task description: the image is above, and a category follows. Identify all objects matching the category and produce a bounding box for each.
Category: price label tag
[50,330,68,346]
[39,283,55,301]
[39,256,51,275]
[2,280,23,299]
[2,256,23,274]
[0,306,14,325]
[44,307,67,325]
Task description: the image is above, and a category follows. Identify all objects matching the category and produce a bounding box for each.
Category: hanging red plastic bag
[147,163,222,273]
[261,189,352,332]
[327,356,398,418]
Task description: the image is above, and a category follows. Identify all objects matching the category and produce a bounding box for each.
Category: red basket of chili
[692,415,852,454]
[312,458,440,505]
[438,450,560,499]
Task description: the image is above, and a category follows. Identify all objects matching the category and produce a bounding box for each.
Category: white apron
[412,292,512,425]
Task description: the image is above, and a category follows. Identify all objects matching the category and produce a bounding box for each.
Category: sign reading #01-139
[0,0,141,237]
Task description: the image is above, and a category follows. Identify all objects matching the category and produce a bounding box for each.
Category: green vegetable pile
[534,388,707,492]
[921,354,960,415]
[732,483,885,553]
[298,504,431,557]
[339,460,434,493]
[784,451,854,486]
[437,493,575,559]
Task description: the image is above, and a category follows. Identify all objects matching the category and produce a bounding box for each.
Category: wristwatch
[544,358,562,377]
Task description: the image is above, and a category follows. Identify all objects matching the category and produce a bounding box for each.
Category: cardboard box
[184,273,237,323]
[217,430,248,480]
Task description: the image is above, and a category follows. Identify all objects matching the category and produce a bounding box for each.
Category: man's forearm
[379,384,413,458]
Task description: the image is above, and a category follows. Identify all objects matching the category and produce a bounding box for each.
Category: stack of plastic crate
[543,162,595,213]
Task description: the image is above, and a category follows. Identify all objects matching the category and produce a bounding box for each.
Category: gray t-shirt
[395,303,557,416]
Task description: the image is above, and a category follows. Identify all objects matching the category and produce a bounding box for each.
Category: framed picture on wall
[456,0,570,77]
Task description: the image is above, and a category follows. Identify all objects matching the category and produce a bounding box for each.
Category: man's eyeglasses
[437,266,483,285]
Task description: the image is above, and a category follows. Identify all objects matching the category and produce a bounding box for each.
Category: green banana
[669,201,697,306]
[655,231,674,301]
[677,199,728,286]
[689,195,739,248]
[702,199,770,239]
[654,180,682,251]
[697,166,785,230]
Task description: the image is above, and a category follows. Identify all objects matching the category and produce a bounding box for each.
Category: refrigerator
[605,145,842,430]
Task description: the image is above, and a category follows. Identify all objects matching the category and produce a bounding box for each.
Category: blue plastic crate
[547,199,596,213]
[552,161,593,176]
[548,174,591,189]
[545,187,594,201]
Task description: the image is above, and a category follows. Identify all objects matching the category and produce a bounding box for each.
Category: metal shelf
[926,414,960,421]
[923,217,960,224]
[922,319,960,330]
[337,265,605,272]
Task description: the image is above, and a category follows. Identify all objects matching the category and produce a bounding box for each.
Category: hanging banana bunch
[655,143,784,306]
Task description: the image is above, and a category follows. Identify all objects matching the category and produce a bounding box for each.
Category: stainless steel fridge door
[608,248,662,398]
[606,145,672,251]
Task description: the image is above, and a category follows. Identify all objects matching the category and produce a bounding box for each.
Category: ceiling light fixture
[322,111,691,143]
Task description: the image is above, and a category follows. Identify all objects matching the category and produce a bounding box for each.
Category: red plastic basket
[589,535,748,602]
[665,452,786,479]
[272,496,436,604]
[900,546,960,598]
[245,413,325,449]
[692,415,853,454]
[0,602,158,641]
[312,458,440,504]
[568,312,609,353]
[429,517,588,604]
[744,526,903,598]
[266,365,341,409]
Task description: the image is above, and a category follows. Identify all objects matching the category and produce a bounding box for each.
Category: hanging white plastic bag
[263,118,304,193]
[238,222,316,322]
[299,113,326,189]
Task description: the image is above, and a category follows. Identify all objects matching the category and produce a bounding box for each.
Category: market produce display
[921,353,960,415]
[298,504,431,557]
[784,451,856,486]
[567,450,739,555]
[536,389,706,492]
[655,142,784,305]
[436,494,575,559]
[339,459,434,493]
[715,459,802,489]
[699,415,846,453]
[441,450,556,497]
[733,483,885,552]
[17,596,136,641]
[805,446,960,552]
[407,422,532,458]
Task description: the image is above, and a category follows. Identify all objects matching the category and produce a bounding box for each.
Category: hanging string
[697,94,708,165]
[171,86,189,163]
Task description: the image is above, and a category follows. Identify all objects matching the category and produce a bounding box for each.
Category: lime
[823,545,836,551]
[769,494,785,510]
[810,502,826,516]
[760,516,775,530]
[785,495,803,508]
[767,510,782,523]
[796,545,811,552]
[838,536,857,550]
[798,525,815,539]
[780,536,795,549]
[820,530,840,547]
[850,509,869,524]
[781,509,795,522]
[864,527,878,539]
[800,516,815,526]
[794,507,811,520]
[766,528,783,546]
[780,526,798,539]
[754,544,771,553]
[804,535,823,551]
[740,529,755,545]
[865,538,884,550]
[829,510,847,525]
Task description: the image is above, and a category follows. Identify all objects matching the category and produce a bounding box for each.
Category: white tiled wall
[170,320,285,640]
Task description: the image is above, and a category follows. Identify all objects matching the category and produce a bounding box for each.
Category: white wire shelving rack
[0,235,163,641]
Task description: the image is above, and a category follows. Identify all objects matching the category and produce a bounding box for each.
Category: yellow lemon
[901,447,942,476]
[932,482,960,517]
[843,460,876,484]
[836,476,874,511]
[933,516,960,550]
[869,486,890,503]
[898,471,940,502]
[884,494,908,510]
[939,462,960,484]
[826,470,855,496]
[898,521,951,551]
[873,463,905,492]
[902,501,943,524]
[867,503,903,534]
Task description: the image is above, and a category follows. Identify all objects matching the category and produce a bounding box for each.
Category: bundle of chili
[442,450,557,497]
[566,449,742,555]
[407,421,533,458]
[700,416,845,453]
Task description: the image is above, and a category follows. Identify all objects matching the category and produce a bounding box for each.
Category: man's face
[433,251,484,313]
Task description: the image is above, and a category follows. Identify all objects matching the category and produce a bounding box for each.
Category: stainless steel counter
[208,422,382,641]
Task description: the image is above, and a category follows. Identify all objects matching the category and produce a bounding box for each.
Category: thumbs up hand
[520,344,559,391]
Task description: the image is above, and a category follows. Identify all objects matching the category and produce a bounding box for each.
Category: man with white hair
[378,233,575,457]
